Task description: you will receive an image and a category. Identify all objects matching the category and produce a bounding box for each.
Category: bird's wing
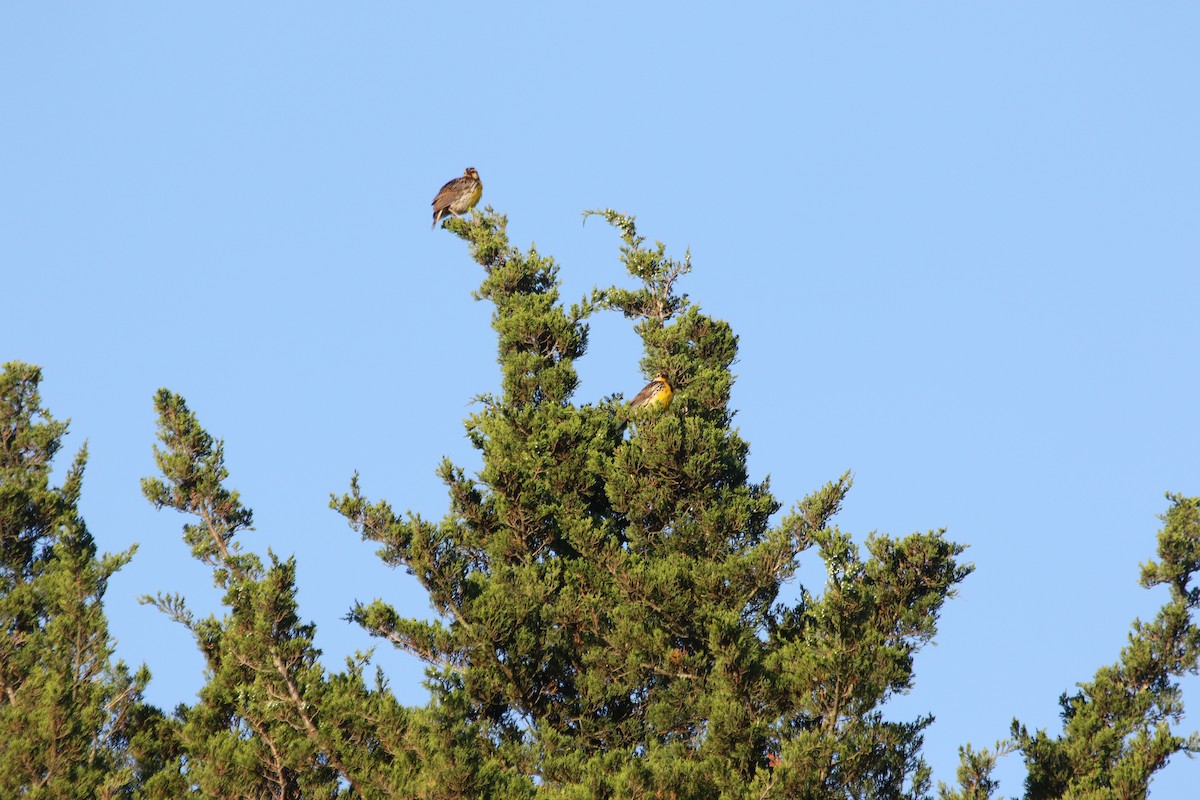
[432,176,475,210]
[630,380,663,408]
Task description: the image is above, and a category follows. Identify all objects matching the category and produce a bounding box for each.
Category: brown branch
[245,714,290,800]
[269,651,364,797]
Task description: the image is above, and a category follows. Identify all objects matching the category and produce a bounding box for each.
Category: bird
[630,374,673,412]
[431,167,483,229]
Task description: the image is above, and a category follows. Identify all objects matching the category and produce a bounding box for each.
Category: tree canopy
[1,209,1197,799]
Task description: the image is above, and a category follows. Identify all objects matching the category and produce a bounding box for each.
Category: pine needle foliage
[333,209,973,799]
[1015,495,1200,800]
[141,388,349,798]
[6,206,1198,798]
[0,362,151,799]
[140,388,528,799]
[938,495,1200,800]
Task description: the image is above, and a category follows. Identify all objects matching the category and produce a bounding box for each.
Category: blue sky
[4,3,1199,794]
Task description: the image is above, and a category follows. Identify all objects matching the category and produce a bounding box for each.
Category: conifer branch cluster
[2,208,1198,798]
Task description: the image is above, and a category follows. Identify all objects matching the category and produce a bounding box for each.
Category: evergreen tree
[334,210,972,799]
[1016,494,1200,799]
[141,388,360,798]
[8,211,1195,799]
[141,388,530,799]
[0,361,150,799]
[939,494,1200,800]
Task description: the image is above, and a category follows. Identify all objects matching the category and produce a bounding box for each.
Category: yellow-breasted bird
[431,167,483,229]
[630,374,673,412]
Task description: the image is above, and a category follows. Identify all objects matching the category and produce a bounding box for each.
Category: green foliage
[1012,494,1200,800]
[141,389,358,797]
[141,388,528,799]
[334,210,973,799]
[0,362,150,799]
[935,743,1014,800]
[8,207,1196,799]
[939,495,1200,800]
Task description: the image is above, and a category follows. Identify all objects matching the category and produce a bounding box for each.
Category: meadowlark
[431,167,483,229]
[630,374,673,412]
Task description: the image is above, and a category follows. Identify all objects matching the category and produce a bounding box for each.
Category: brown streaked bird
[431,167,483,229]
[630,374,673,412]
